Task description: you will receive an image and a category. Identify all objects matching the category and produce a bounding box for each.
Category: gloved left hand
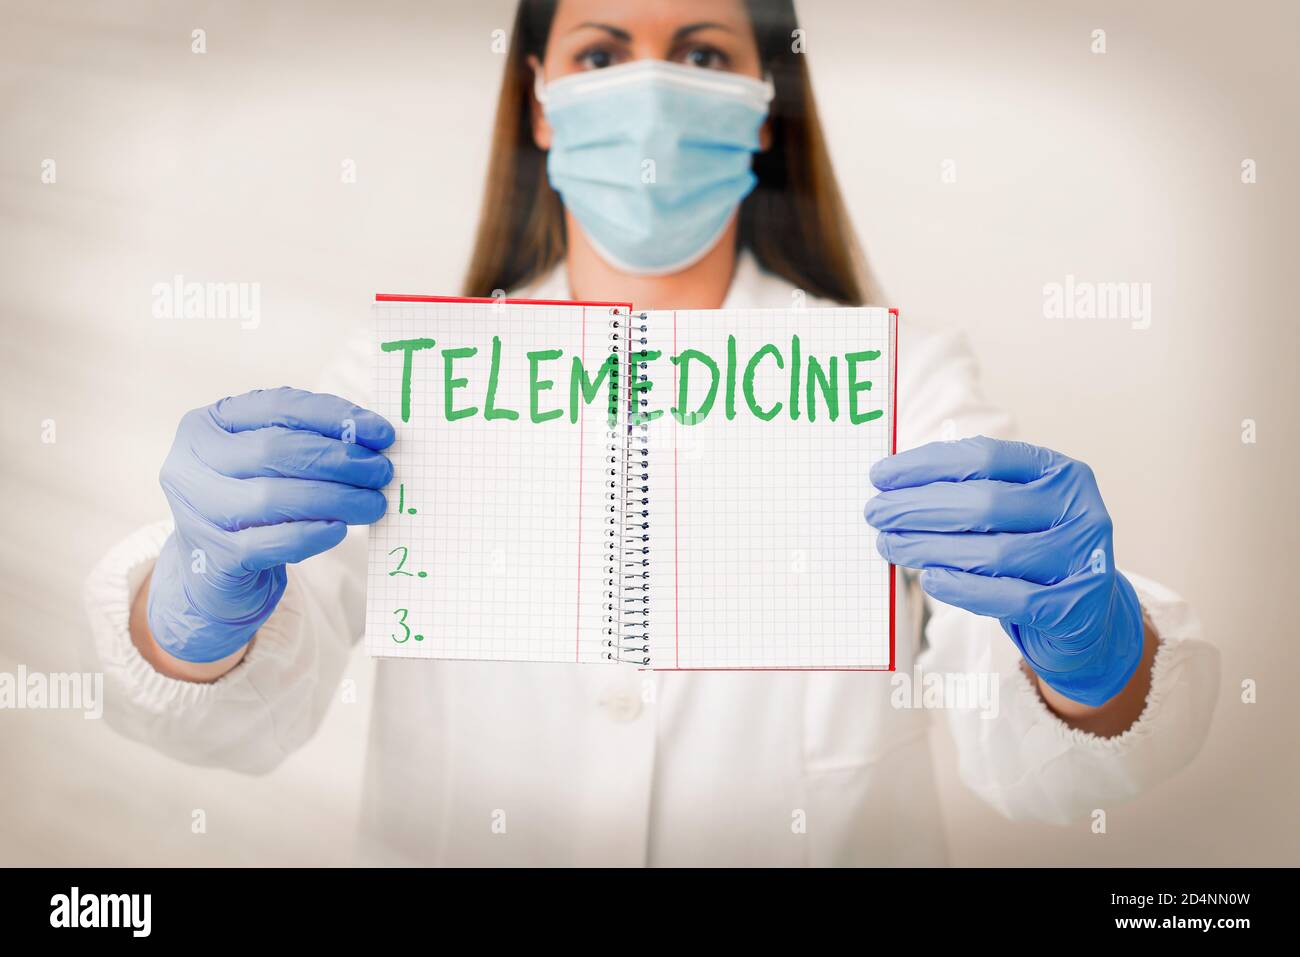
[865,436,1145,707]
[148,388,394,664]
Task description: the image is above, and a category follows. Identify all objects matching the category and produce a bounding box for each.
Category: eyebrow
[671,22,737,42]
[569,21,632,42]
[567,21,738,44]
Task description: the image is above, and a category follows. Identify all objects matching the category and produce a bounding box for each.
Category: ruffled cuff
[82,521,317,772]
[927,567,1220,823]
[1006,569,1216,756]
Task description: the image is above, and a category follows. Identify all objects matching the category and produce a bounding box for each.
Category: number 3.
[391,607,411,644]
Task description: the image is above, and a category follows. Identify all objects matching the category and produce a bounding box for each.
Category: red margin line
[888,308,900,673]
[375,294,631,307]
[673,311,680,670]
[649,666,891,672]
[575,313,587,663]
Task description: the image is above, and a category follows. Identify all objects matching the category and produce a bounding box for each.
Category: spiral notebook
[365,294,897,670]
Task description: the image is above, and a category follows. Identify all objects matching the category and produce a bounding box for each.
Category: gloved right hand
[147,387,395,663]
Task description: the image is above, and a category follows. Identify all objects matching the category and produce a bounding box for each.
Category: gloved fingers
[199,425,394,489]
[209,388,396,451]
[864,479,1057,533]
[870,436,1060,491]
[918,567,1053,624]
[230,520,349,571]
[875,529,1073,585]
[188,475,388,530]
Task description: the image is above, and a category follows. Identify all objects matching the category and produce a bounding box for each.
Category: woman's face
[531,0,764,150]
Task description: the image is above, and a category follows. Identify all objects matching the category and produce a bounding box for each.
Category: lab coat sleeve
[82,520,365,775]
[80,335,375,774]
[898,325,1221,824]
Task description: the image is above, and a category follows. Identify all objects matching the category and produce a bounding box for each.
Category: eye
[677,44,731,70]
[575,44,624,70]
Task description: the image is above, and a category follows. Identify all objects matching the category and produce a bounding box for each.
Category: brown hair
[461,0,877,305]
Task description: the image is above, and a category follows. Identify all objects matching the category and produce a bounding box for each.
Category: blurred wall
[1,0,1295,865]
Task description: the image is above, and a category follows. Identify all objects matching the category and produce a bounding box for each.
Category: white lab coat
[83,253,1220,865]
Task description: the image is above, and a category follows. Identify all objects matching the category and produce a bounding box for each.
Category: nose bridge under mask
[536,60,772,161]
[535,59,774,276]
[535,58,774,114]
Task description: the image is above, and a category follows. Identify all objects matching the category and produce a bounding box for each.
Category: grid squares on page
[365,301,617,664]
[643,307,894,670]
[364,301,895,670]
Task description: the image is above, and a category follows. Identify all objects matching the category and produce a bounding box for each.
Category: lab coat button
[599,692,642,723]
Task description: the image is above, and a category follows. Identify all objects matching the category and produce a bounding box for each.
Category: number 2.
[388,546,413,577]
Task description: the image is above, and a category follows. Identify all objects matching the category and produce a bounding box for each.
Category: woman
[86,0,1218,865]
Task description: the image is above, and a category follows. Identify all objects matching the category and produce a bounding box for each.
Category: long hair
[461,0,877,305]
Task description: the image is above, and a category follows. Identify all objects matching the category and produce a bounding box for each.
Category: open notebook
[365,295,897,670]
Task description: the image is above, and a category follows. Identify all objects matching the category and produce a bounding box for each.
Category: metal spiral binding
[604,308,651,666]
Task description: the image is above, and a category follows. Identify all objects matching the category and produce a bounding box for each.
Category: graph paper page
[366,300,620,663]
[643,308,895,669]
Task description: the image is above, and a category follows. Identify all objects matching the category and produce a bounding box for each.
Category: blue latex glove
[865,436,1144,706]
[148,388,395,662]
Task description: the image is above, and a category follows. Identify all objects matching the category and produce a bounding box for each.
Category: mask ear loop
[532,63,550,107]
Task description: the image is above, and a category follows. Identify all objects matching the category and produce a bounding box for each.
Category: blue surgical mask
[536,59,774,276]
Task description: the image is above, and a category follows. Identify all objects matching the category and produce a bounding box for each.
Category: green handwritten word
[379,335,884,426]
[380,338,436,423]
[570,351,620,426]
